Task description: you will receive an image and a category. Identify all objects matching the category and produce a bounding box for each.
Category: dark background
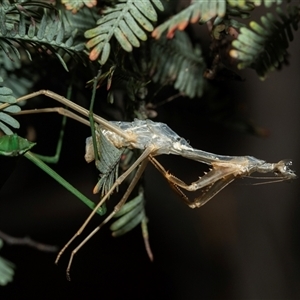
[1,15,300,300]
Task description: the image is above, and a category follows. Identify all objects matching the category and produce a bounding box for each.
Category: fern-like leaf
[0,77,20,135]
[61,0,97,14]
[61,5,99,34]
[150,31,206,98]
[110,187,153,260]
[110,190,146,237]
[0,2,85,71]
[222,0,254,21]
[227,0,282,8]
[230,6,300,79]
[152,0,226,39]
[84,0,164,64]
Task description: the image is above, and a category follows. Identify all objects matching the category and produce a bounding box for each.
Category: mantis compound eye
[274,160,297,180]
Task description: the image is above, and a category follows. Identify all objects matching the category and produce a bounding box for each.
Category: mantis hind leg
[55,146,153,278]
[32,113,67,164]
[19,86,73,164]
[86,74,153,259]
[3,85,107,215]
[65,157,149,280]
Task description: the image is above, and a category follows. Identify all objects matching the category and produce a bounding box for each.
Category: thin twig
[0,230,58,252]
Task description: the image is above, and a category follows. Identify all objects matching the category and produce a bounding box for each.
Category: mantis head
[273,159,297,180]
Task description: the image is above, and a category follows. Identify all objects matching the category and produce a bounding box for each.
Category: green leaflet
[230,6,300,79]
[253,0,282,8]
[152,0,226,39]
[61,0,97,14]
[84,0,164,65]
[227,0,282,9]
[152,0,284,40]
[150,31,206,98]
[0,2,85,72]
[0,239,15,286]
[0,78,20,135]
[110,189,145,237]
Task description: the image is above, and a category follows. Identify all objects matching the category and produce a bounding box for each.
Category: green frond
[227,0,252,8]
[61,5,99,34]
[0,77,20,135]
[110,189,146,237]
[152,0,226,39]
[0,239,15,286]
[61,0,97,14]
[0,74,33,100]
[227,0,282,9]
[224,0,254,19]
[84,0,164,65]
[150,31,206,98]
[0,2,86,72]
[259,0,282,7]
[230,5,300,79]
[0,44,34,97]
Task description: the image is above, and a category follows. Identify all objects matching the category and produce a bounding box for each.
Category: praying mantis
[0,88,297,280]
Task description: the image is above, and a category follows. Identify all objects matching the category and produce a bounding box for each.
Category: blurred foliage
[0,239,15,286]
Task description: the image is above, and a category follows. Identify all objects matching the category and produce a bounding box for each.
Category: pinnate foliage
[85,0,164,64]
[61,0,97,14]
[0,0,86,71]
[227,0,282,9]
[110,189,146,237]
[150,31,206,98]
[152,0,227,39]
[230,5,300,79]
[0,77,20,135]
